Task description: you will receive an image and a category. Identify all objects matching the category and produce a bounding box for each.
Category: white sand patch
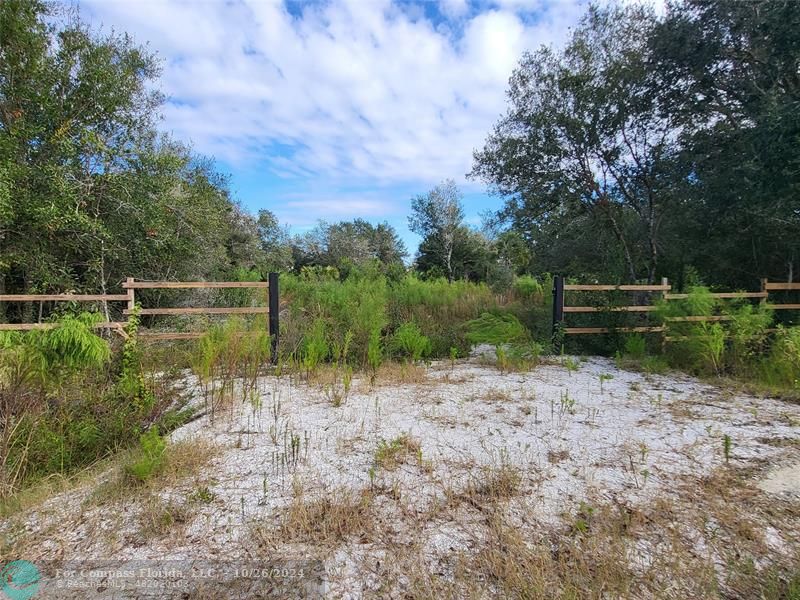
[758,463,800,496]
[3,355,799,597]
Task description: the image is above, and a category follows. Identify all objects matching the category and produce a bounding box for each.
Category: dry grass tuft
[91,438,220,504]
[547,449,570,464]
[378,464,800,599]
[446,462,522,512]
[374,434,422,471]
[478,389,512,403]
[259,486,375,548]
[138,495,191,539]
[159,438,219,482]
[374,362,428,386]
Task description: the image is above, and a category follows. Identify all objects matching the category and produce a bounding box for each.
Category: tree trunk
[602,208,638,283]
[445,241,453,283]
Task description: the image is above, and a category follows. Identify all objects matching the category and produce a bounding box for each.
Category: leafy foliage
[124,427,167,483]
[763,327,800,389]
[466,313,530,346]
[0,313,186,497]
[391,322,431,363]
[471,1,800,290]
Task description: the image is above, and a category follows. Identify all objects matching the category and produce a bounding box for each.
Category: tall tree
[0,0,261,322]
[651,0,800,287]
[471,5,683,283]
[291,219,406,272]
[408,180,465,282]
[257,209,293,272]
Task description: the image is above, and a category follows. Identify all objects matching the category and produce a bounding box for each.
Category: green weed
[125,427,167,483]
[392,322,431,363]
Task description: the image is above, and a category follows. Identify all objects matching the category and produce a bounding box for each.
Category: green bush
[727,302,773,374]
[388,276,498,356]
[282,271,388,364]
[391,322,431,363]
[0,312,192,498]
[513,275,544,300]
[623,335,647,360]
[660,286,775,377]
[302,318,329,376]
[125,427,167,483]
[466,312,531,346]
[763,326,800,389]
[282,270,500,363]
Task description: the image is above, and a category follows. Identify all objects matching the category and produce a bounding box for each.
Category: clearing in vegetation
[2,349,799,598]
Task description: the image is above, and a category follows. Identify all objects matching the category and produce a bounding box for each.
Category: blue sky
[78,0,591,253]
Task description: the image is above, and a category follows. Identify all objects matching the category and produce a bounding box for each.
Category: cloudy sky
[79,0,592,251]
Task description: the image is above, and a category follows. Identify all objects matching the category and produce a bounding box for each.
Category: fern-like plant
[366,327,382,384]
[392,322,431,363]
[303,319,329,377]
[466,312,530,346]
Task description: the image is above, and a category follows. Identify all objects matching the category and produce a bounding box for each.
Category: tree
[408,180,465,282]
[0,0,264,322]
[471,5,683,283]
[650,0,800,287]
[257,209,293,272]
[290,219,406,273]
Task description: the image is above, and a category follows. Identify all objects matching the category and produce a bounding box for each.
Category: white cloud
[81,0,586,190]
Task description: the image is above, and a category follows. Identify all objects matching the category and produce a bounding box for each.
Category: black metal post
[268,272,279,363]
[552,275,564,337]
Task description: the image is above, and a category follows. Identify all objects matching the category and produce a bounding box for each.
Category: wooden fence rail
[553,277,798,340]
[0,275,280,357]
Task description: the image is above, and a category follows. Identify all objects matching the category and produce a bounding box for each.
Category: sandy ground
[3,354,799,597]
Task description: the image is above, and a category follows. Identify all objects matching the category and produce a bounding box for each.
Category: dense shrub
[466,313,531,346]
[763,326,800,389]
[278,269,555,365]
[659,287,775,377]
[125,427,167,483]
[0,313,188,498]
[390,322,431,363]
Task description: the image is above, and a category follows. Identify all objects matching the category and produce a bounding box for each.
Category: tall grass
[281,270,518,366]
[191,317,271,419]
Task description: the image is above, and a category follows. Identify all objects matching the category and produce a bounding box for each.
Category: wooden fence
[552,276,800,339]
[0,273,280,352]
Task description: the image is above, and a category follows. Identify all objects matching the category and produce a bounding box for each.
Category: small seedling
[495,345,510,374]
[563,356,579,375]
[559,390,576,415]
[723,434,732,463]
[639,442,649,463]
[640,468,650,486]
[572,501,595,534]
[599,373,613,394]
[188,486,216,504]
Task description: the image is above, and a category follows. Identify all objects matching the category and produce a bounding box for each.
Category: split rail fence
[0,273,280,352]
[552,276,800,340]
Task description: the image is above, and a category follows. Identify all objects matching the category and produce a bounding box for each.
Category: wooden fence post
[660,277,669,351]
[552,275,564,338]
[760,278,768,307]
[268,272,279,363]
[126,277,136,312]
